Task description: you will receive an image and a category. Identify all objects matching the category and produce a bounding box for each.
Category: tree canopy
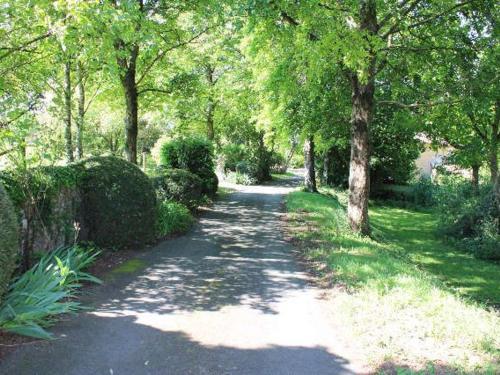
[0,0,498,233]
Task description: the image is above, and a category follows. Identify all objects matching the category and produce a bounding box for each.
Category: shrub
[226,171,257,186]
[198,169,219,197]
[160,137,218,196]
[370,178,437,208]
[437,183,499,261]
[220,144,247,172]
[160,136,214,175]
[269,151,287,173]
[156,201,194,237]
[78,156,157,249]
[411,177,436,207]
[152,168,203,210]
[218,135,272,184]
[0,183,18,304]
[0,246,100,339]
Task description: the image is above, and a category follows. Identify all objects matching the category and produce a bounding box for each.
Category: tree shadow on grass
[369,207,500,305]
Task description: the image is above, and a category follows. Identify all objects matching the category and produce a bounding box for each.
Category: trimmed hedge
[78,156,157,249]
[0,182,18,303]
[160,137,218,196]
[152,168,203,210]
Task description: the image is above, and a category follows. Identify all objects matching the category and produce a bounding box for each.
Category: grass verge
[286,189,500,373]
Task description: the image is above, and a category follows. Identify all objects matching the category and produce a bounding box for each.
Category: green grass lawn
[370,206,500,305]
[286,189,500,372]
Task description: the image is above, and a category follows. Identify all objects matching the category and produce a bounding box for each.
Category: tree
[244,0,481,234]
[98,0,214,164]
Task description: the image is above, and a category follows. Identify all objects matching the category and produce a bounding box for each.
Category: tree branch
[137,87,173,96]
[0,31,52,61]
[380,0,424,39]
[136,27,211,86]
[378,98,462,109]
[403,0,475,33]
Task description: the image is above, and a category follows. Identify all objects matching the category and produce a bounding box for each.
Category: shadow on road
[0,173,360,374]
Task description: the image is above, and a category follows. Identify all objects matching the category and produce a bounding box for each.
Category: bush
[218,134,272,184]
[152,168,203,210]
[198,169,218,197]
[79,156,157,249]
[0,183,18,304]
[411,177,436,207]
[370,178,437,208]
[160,137,218,196]
[0,246,100,339]
[220,144,247,173]
[437,183,499,261]
[226,171,257,185]
[156,201,194,237]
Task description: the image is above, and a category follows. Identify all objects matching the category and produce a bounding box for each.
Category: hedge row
[0,156,157,255]
[1,137,218,265]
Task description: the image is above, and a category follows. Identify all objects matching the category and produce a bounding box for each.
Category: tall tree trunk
[304,134,318,193]
[76,61,85,160]
[64,60,74,163]
[114,13,140,165]
[491,101,500,210]
[122,72,138,164]
[347,0,377,235]
[205,64,216,141]
[471,163,480,194]
[489,101,499,185]
[206,100,215,141]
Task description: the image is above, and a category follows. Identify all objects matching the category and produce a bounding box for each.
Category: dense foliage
[79,156,157,249]
[152,168,203,211]
[0,183,18,304]
[436,182,500,260]
[160,137,218,196]
[219,133,273,184]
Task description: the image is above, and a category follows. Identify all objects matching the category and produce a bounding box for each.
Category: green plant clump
[437,182,499,260]
[156,201,194,237]
[0,183,19,304]
[160,137,218,196]
[226,171,257,185]
[78,156,157,249]
[152,168,203,210]
[0,246,100,339]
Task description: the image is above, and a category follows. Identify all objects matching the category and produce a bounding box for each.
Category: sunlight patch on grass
[286,189,500,372]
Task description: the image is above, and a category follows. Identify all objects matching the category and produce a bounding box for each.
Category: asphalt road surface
[0,175,362,375]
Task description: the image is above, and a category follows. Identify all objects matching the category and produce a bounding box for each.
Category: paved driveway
[0,177,361,375]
